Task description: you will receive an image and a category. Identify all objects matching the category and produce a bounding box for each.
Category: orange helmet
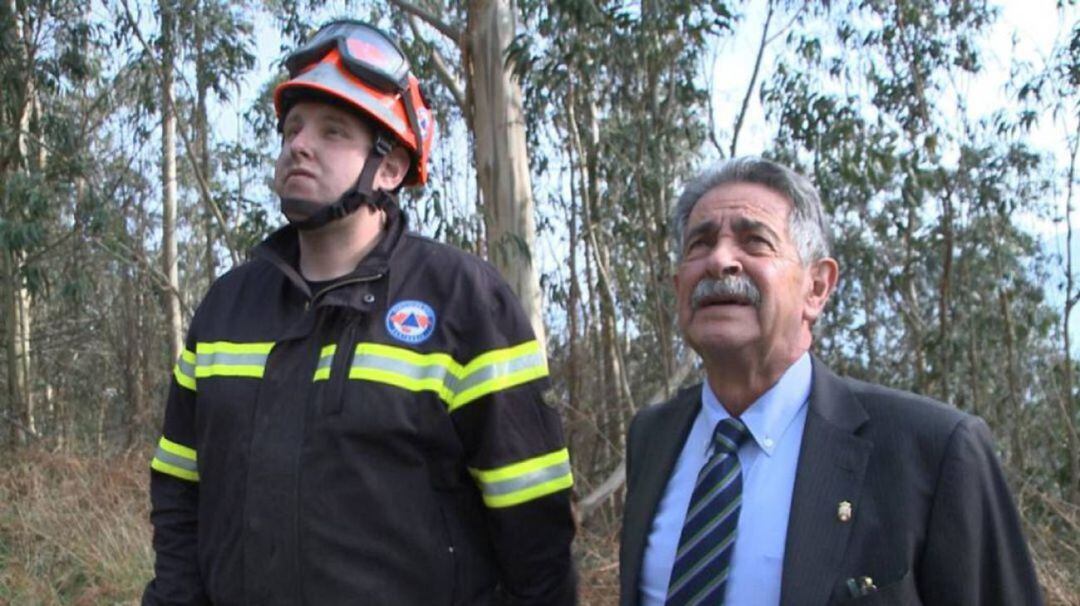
[274,20,435,186]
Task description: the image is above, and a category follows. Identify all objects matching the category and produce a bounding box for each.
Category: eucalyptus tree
[1014,18,1080,504]
[176,0,255,288]
[0,0,106,446]
[760,0,1072,498]
[497,0,735,522]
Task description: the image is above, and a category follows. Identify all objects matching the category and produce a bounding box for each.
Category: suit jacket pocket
[832,569,920,606]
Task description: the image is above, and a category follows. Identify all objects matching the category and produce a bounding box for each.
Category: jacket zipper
[314,273,382,414]
[310,272,384,307]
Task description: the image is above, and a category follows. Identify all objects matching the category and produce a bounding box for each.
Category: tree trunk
[464,0,545,345]
[194,0,216,287]
[3,0,36,445]
[161,0,183,364]
[3,249,34,445]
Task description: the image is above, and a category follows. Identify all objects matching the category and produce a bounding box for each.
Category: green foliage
[761,0,1075,505]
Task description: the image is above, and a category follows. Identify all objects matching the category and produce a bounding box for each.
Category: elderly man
[620,157,1041,605]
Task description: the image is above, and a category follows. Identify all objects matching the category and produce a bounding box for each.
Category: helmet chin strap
[281,135,396,231]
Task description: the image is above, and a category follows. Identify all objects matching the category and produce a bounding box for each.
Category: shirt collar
[701,352,812,457]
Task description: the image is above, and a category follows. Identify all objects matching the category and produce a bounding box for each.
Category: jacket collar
[252,203,408,302]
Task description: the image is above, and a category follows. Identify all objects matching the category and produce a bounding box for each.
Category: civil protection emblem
[386,300,436,344]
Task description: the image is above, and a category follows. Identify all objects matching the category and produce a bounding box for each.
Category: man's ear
[803,257,839,323]
[374,146,410,191]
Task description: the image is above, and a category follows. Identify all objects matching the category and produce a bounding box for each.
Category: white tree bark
[465,0,546,345]
[4,0,36,445]
[161,0,183,363]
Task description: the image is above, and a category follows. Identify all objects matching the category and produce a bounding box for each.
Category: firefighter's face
[274,101,373,207]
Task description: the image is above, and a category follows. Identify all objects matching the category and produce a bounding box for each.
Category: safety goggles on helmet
[284,20,411,95]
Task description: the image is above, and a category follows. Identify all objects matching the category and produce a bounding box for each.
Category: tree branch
[730,0,774,157]
[386,0,461,42]
[119,0,243,267]
[407,15,465,110]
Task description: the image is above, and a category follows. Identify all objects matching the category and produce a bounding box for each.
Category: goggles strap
[282,135,392,231]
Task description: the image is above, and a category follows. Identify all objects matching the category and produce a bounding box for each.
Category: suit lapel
[622,387,701,605]
[780,357,872,606]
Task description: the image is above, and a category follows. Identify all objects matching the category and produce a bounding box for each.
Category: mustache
[691,276,761,308]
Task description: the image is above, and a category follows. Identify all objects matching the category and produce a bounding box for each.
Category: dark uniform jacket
[144,207,576,606]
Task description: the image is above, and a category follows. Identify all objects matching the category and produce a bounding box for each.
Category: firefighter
[143,19,576,605]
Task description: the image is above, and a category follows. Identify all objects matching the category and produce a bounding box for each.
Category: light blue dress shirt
[640,353,811,606]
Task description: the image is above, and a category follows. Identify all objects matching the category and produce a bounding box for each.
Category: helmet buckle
[373,135,393,157]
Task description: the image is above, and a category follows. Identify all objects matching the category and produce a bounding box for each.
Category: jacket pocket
[832,569,920,605]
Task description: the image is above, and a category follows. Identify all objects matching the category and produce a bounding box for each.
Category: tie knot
[712,417,748,455]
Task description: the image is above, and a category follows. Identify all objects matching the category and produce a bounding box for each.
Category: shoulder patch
[386,300,436,344]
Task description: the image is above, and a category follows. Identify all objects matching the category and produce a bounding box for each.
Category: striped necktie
[666,417,749,605]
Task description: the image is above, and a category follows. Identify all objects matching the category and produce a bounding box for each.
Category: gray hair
[672,157,832,264]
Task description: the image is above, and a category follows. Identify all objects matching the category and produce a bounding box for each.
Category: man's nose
[705,239,742,277]
[287,127,314,158]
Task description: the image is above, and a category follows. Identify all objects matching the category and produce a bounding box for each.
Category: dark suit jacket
[619,357,1043,605]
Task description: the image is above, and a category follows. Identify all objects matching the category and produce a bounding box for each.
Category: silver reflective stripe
[154,446,197,473]
[196,352,269,367]
[455,352,547,394]
[353,353,459,389]
[290,62,408,134]
[176,356,196,379]
[317,352,334,372]
[479,459,572,497]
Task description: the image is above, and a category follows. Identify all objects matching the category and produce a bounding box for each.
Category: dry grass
[0,449,153,605]
[1,449,1075,605]
[577,525,620,606]
[1016,482,1080,606]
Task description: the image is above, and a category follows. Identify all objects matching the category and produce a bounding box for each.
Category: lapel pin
[837,500,853,522]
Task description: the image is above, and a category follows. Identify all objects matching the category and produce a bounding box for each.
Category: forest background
[1,0,1078,603]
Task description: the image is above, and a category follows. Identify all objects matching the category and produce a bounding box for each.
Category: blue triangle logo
[403,313,421,329]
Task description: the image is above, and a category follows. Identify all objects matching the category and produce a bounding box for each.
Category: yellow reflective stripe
[197,365,265,378]
[349,367,456,403]
[471,448,568,483]
[196,341,275,355]
[460,340,541,376]
[451,365,550,411]
[151,457,200,482]
[313,344,336,381]
[151,436,199,482]
[450,341,548,410]
[348,342,460,404]
[355,342,462,375]
[346,341,548,411]
[174,348,197,391]
[481,475,573,508]
[158,436,196,462]
[469,448,573,508]
[194,341,274,379]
